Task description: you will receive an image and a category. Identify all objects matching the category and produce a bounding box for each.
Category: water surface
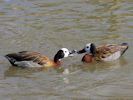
[0,0,133,100]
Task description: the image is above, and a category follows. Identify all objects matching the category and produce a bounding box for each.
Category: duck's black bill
[77,49,86,54]
[69,50,77,56]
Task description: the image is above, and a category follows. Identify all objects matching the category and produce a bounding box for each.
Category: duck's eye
[65,51,67,53]
[86,46,89,48]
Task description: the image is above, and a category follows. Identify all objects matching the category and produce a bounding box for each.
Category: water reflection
[94,0,122,32]
[107,0,121,32]
[4,66,48,77]
[0,0,132,99]
[64,57,128,73]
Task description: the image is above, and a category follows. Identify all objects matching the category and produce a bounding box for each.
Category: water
[0,0,133,99]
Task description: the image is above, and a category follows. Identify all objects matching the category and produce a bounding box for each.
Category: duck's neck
[82,54,93,63]
[53,59,62,68]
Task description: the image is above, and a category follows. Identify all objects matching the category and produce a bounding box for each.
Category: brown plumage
[6,51,49,65]
[77,43,128,62]
[5,48,73,68]
[94,43,128,61]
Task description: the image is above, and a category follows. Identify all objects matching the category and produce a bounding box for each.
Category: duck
[76,43,128,63]
[5,48,75,68]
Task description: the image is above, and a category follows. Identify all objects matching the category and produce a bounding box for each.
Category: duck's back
[5,51,50,68]
[95,43,128,61]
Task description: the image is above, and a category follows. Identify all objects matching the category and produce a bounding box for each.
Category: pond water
[0,0,133,100]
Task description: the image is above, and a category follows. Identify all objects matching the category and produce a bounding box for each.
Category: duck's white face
[84,43,91,53]
[61,48,70,57]
[77,43,96,56]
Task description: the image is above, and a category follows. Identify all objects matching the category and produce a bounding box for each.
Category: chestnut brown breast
[82,54,93,63]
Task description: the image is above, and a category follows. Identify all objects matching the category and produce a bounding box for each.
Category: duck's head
[54,48,75,62]
[77,43,96,56]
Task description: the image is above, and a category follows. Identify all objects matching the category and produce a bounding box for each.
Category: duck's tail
[120,43,129,55]
[5,54,16,66]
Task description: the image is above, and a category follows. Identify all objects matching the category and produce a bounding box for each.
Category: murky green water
[0,0,133,99]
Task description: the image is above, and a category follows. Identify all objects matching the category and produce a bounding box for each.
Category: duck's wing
[5,51,49,66]
[95,43,128,61]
